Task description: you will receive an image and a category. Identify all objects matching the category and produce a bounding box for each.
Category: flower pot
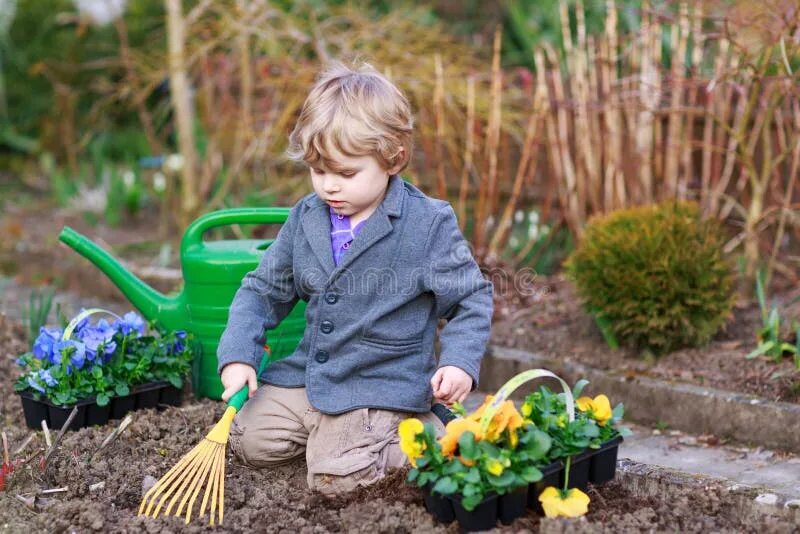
[86,401,111,426]
[529,460,563,514]
[135,382,163,409]
[421,483,455,523]
[498,485,528,525]
[111,394,136,420]
[18,391,49,430]
[589,435,623,485]
[47,402,88,431]
[159,384,183,407]
[451,493,499,532]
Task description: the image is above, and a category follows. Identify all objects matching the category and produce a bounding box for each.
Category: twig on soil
[89,481,105,492]
[43,407,78,468]
[39,486,68,494]
[15,494,36,510]
[13,433,35,456]
[41,421,51,449]
[20,447,44,467]
[90,414,133,461]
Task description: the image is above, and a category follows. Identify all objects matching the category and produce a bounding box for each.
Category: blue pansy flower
[172,330,187,353]
[32,327,62,360]
[27,374,45,393]
[15,357,27,367]
[68,340,87,369]
[51,339,83,366]
[39,369,57,387]
[82,321,117,362]
[118,312,146,336]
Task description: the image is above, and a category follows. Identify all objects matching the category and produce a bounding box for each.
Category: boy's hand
[220,362,258,402]
[431,365,473,405]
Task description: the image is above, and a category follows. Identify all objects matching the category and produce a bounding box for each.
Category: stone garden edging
[617,459,800,527]
[481,345,800,453]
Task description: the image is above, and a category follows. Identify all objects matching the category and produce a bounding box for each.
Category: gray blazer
[216,175,494,414]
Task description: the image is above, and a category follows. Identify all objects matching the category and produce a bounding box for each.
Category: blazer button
[320,320,334,334]
[315,350,329,363]
[325,293,338,304]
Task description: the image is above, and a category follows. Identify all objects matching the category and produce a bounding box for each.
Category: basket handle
[478,369,575,434]
[62,308,123,341]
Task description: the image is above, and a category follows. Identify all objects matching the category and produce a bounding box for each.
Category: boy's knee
[308,461,381,496]
[229,418,304,468]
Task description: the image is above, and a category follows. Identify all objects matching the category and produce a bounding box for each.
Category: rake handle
[226,346,271,412]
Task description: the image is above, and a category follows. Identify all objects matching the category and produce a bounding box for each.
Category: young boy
[216,61,494,496]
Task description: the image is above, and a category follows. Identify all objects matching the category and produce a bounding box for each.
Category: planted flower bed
[13,308,195,431]
[400,370,629,531]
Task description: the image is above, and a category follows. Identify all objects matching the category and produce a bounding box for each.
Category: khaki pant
[229,384,446,496]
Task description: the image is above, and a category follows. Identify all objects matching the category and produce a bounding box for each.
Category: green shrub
[564,201,735,355]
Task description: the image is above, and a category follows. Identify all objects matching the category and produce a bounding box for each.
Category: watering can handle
[182,208,291,250]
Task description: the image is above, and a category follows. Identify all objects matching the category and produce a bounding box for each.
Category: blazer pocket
[360,334,423,351]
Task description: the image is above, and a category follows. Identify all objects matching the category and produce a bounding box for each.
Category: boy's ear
[387,147,406,175]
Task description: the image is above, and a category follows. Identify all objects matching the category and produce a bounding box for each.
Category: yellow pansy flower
[398,418,425,467]
[576,394,613,426]
[439,418,483,457]
[467,395,524,442]
[486,459,504,476]
[538,486,590,518]
[521,402,533,417]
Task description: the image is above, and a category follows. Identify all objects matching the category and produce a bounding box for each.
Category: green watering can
[58,208,307,400]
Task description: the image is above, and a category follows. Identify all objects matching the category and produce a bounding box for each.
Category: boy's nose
[322,175,340,193]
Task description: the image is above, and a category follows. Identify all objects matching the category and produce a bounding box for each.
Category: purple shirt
[329,207,366,266]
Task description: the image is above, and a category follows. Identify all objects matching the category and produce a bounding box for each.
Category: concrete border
[617,459,800,526]
[480,345,800,452]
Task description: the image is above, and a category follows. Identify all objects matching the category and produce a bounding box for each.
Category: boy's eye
[312,168,324,175]
[340,172,355,177]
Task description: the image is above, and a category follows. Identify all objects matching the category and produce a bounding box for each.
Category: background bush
[565,201,735,355]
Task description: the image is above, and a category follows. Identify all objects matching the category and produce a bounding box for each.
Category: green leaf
[96,393,110,407]
[487,470,515,487]
[464,467,481,484]
[519,465,542,482]
[167,374,183,388]
[461,493,483,512]
[432,477,458,495]
[407,468,419,483]
[444,460,466,475]
[463,483,480,497]
[572,379,590,398]
[746,342,773,359]
[458,431,477,460]
[115,383,130,397]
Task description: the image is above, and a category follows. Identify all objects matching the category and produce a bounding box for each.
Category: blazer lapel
[300,174,406,283]
[301,204,336,277]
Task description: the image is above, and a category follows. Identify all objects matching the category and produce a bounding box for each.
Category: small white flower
[528,225,539,241]
[122,169,135,189]
[73,0,126,26]
[540,224,550,236]
[509,236,519,248]
[514,210,524,223]
[153,171,166,193]
[528,210,539,224]
[164,153,184,173]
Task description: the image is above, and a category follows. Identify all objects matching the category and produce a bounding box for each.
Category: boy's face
[309,148,401,223]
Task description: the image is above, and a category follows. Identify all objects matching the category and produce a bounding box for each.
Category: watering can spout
[58,226,183,329]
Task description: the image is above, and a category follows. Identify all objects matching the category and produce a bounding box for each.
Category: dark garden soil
[0,315,797,533]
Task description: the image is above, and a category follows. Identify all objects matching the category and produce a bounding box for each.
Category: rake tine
[218,446,226,524]
[187,444,222,523]
[210,444,222,526]
[198,443,221,520]
[176,442,217,520]
[161,442,211,517]
[140,440,205,516]
[147,441,209,517]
